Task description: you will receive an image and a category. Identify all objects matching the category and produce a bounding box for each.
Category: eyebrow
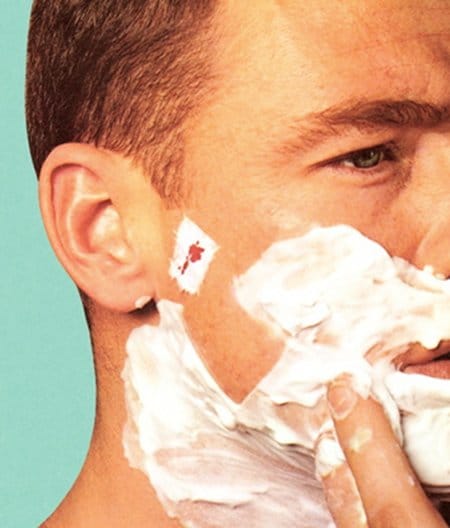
[276,99,450,157]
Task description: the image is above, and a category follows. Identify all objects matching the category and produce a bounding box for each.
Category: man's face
[160,0,450,401]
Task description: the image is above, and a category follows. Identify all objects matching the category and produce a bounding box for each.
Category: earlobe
[39,143,158,312]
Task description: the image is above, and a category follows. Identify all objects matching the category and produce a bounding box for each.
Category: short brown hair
[26,0,217,201]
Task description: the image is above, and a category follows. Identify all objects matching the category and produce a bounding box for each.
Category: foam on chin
[122,301,334,527]
[122,225,450,527]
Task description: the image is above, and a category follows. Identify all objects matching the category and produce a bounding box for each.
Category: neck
[42,305,179,528]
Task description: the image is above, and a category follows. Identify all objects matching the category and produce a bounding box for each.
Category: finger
[321,455,368,527]
[327,379,447,528]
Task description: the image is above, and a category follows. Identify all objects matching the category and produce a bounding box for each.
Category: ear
[39,143,166,312]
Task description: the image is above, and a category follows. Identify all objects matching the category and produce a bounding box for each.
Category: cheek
[267,172,422,261]
[210,169,403,255]
[272,178,392,231]
[160,214,284,402]
[175,170,418,401]
[182,257,285,401]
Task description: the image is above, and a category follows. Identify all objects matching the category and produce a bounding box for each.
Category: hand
[321,377,447,527]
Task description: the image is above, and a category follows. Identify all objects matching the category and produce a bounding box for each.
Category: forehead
[275,0,450,43]
[212,0,450,112]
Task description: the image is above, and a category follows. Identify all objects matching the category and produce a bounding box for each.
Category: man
[26,0,450,526]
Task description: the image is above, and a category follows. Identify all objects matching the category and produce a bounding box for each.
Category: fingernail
[327,380,358,421]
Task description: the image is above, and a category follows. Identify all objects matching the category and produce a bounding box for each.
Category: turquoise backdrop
[0,2,94,526]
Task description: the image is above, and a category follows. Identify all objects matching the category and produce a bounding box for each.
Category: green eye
[344,147,385,169]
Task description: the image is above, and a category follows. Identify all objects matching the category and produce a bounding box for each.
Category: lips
[394,341,450,380]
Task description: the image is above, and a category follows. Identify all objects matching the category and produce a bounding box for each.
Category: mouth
[394,341,450,380]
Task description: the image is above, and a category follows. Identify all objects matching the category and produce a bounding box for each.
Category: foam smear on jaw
[122,225,450,527]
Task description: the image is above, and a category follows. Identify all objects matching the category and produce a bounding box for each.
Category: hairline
[26,1,221,205]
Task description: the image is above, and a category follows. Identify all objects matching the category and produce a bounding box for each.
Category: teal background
[0,2,94,527]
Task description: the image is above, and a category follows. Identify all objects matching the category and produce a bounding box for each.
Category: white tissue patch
[123,225,450,528]
[169,217,219,294]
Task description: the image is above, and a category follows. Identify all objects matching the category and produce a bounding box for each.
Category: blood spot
[178,241,205,275]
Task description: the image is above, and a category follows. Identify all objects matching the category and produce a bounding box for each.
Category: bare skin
[38,0,450,526]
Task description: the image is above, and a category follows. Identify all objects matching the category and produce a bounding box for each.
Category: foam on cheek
[122,225,450,528]
[234,225,450,486]
[169,217,219,294]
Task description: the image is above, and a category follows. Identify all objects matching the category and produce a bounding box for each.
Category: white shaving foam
[123,225,450,527]
[169,217,219,294]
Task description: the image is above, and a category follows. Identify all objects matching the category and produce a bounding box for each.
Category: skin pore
[39,1,450,526]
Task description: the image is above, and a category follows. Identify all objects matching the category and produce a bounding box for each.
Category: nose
[411,129,450,278]
[413,218,450,279]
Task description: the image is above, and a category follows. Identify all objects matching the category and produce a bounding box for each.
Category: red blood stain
[179,241,205,275]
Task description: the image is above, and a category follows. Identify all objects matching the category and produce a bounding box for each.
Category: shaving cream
[123,225,450,527]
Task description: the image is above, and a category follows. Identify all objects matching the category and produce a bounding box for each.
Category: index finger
[327,379,447,528]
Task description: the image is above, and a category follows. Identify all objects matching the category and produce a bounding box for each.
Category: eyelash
[327,143,398,173]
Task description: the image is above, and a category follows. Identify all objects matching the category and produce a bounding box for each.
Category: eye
[316,142,402,185]
[335,144,397,171]
[342,146,387,169]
